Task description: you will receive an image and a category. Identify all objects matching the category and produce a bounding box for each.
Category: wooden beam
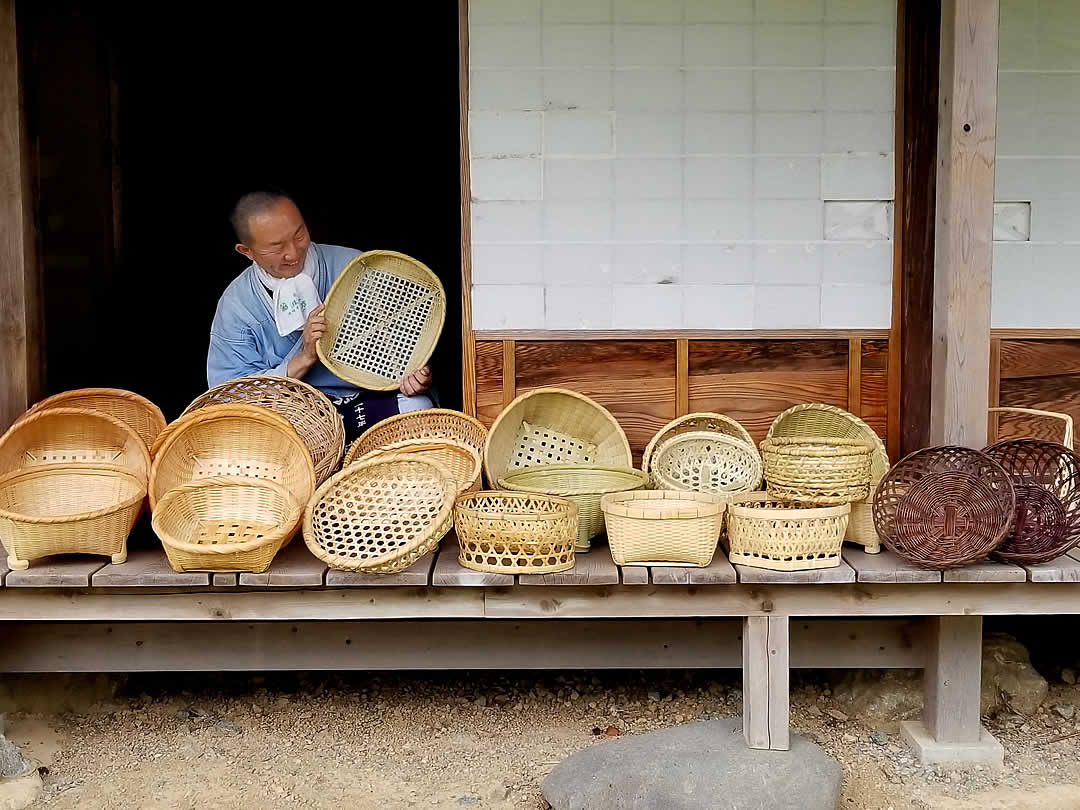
[676,338,689,416]
[501,340,515,408]
[0,0,42,431]
[477,329,890,342]
[988,337,1001,442]
[848,337,862,417]
[924,615,983,741]
[930,0,999,448]
[743,616,790,751]
[459,0,477,417]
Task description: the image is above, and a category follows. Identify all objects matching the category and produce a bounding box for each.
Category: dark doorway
[21,2,463,419]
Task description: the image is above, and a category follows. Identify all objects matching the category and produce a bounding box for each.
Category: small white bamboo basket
[724,492,850,571]
[601,490,725,567]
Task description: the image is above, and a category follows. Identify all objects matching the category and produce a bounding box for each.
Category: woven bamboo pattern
[484,388,632,485]
[767,403,889,553]
[601,490,724,567]
[149,404,315,510]
[349,408,488,463]
[171,376,345,485]
[982,439,1080,565]
[642,413,756,476]
[22,388,166,452]
[347,439,481,495]
[454,491,577,574]
[725,493,850,571]
[316,251,446,391]
[761,436,874,504]
[0,464,145,569]
[304,454,456,573]
[152,477,302,573]
[650,431,762,495]
[873,446,1015,570]
[498,464,648,551]
[0,407,151,484]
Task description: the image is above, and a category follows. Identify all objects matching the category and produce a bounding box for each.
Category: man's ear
[235,243,255,263]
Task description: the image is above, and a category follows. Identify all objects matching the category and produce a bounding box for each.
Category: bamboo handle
[988,407,1074,450]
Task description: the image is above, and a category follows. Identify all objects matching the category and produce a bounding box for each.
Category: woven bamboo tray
[497,464,649,551]
[0,407,151,484]
[761,436,874,505]
[601,490,724,567]
[349,408,488,463]
[149,404,315,510]
[304,454,457,574]
[0,464,145,570]
[152,477,303,573]
[316,251,446,391]
[454,491,577,575]
[872,446,1015,570]
[724,492,850,571]
[642,413,756,476]
[767,403,889,553]
[348,439,481,495]
[484,388,632,486]
[22,388,166,452]
[171,376,345,485]
[650,431,762,495]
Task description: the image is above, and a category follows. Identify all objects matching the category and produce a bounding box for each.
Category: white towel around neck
[254,249,322,337]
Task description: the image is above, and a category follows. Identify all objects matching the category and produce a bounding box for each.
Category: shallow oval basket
[650,431,762,495]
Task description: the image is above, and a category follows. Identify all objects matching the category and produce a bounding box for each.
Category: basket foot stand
[111,550,127,565]
[6,555,28,571]
[742,616,789,751]
[901,616,1003,769]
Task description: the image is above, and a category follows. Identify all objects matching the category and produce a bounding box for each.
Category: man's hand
[287,305,327,378]
[401,365,432,397]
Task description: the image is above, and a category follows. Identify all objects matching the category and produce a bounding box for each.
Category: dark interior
[20,2,463,419]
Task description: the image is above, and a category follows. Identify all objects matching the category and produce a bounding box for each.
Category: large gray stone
[982,634,1048,718]
[0,738,29,781]
[542,719,842,810]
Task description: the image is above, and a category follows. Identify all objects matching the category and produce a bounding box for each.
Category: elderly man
[207,189,434,440]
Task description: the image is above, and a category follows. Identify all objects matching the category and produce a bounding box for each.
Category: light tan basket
[349,408,488,462]
[316,250,446,392]
[601,490,724,567]
[642,413,756,476]
[484,388,632,486]
[767,403,889,553]
[761,436,874,505]
[725,492,851,571]
[498,464,649,551]
[347,439,481,495]
[21,388,166,452]
[454,491,578,575]
[650,431,763,495]
[0,407,151,484]
[149,404,315,510]
[169,376,345,485]
[152,477,302,573]
[304,454,456,573]
[0,464,145,570]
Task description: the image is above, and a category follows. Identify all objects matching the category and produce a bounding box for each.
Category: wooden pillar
[0,0,42,431]
[742,616,789,751]
[459,0,477,418]
[929,0,999,448]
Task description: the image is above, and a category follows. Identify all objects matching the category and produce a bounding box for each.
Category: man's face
[235,199,311,278]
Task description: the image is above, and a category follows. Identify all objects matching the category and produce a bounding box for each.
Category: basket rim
[498,464,649,496]
[346,436,481,470]
[761,436,875,456]
[151,401,298,459]
[454,489,577,520]
[24,388,166,443]
[642,412,756,472]
[601,488,726,519]
[315,250,447,392]
[728,498,851,520]
[352,408,488,451]
[152,476,301,555]
[0,462,146,524]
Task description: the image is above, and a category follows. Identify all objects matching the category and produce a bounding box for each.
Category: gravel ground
[4,670,1079,810]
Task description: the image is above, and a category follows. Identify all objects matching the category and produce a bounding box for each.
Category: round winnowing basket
[347,438,481,496]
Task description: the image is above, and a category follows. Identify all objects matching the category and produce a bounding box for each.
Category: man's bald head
[230,189,297,245]
[231,189,311,278]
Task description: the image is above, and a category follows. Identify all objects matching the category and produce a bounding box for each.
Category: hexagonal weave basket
[454,491,577,575]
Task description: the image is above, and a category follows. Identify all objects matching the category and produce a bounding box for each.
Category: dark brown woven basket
[872,446,1015,570]
[982,439,1080,565]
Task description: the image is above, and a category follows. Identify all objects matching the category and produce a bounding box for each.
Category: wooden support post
[459,0,477,417]
[742,616,789,751]
[929,0,999,448]
[0,0,42,430]
[902,616,1003,767]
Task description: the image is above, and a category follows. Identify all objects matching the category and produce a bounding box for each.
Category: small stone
[0,736,31,779]
[870,731,888,746]
[473,697,488,708]
[571,691,581,701]
[214,721,242,737]
[1054,704,1075,720]
[841,733,858,744]
[1063,669,1077,685]
[808,705,822,717]
[648,692,661,703]
[457,797,478,806]
[176,710,191,721]
[826,709,849,723]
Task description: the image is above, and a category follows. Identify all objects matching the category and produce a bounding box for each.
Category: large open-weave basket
[872,446,1015,570]
[724,492,850,571]
[22,388,166,452]
[348,408,488,463]
[170,376,345,485]
[498,464,648,551]
[149,404,315,510]
[484,388,632,486]
[0,407,151,483]
[761,436,873,504]
[304,454,456,573]
[316,250,446,391]
[347,439,481,495]
[641,413,756,476]
[601,490,725,567]
[454,491,577,575]
[0,464,145,569]
[767,404,890,553]
[650,431,762,495]
[152,477,303,573]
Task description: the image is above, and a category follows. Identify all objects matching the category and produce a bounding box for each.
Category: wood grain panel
[861,339,890,453]
[688,341,848,443]
[996,340,1080,445]
[474,341,503,427]
[1000,340,1080,379]
[514,341,676,463]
